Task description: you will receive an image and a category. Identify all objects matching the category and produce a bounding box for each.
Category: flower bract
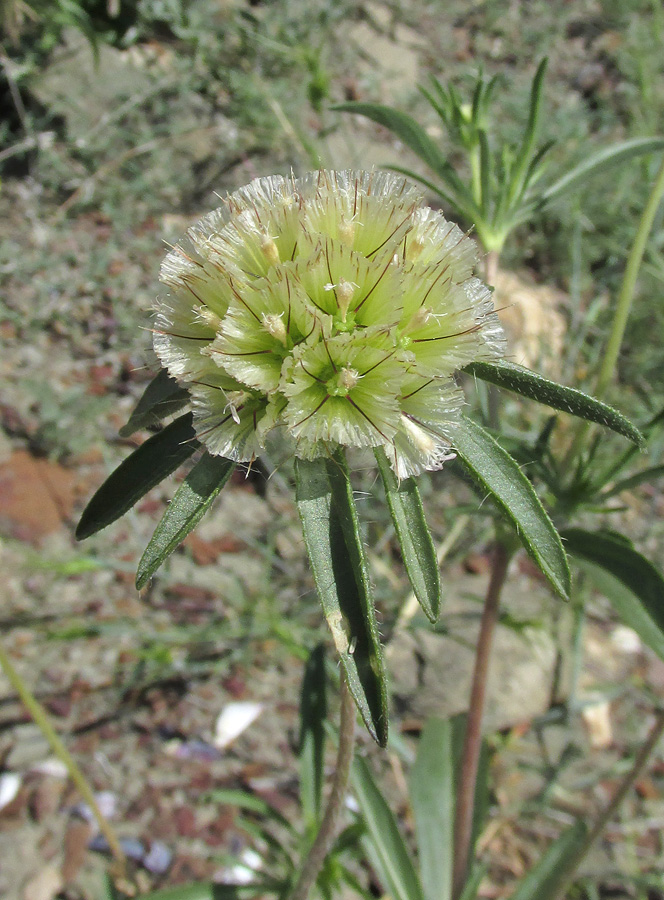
[154,170,505,478]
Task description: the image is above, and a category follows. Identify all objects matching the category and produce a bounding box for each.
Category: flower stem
[452,540,512,899]
[565,153,664,468]
[0,642,127,876]
[289,670,356,900]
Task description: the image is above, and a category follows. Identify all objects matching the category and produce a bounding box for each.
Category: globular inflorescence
[154,170,505,478]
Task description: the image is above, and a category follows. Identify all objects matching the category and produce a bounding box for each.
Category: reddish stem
[452,541,512,898]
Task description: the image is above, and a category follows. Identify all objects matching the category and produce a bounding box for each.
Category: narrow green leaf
[386,165,469,219]
[576,560,664,661]
[563,528,664,645]
[457,864,489,900]
[374,448,441,622]
[299,644,328,828]
[331,102,469,200]
[541,137,664,206]
[509,820,588,900]
[452,417,570,599]
[601,464,664,499]
[450,714,490,858]
[136,452,235,589]
[465,360,644,446]
[76,414,199,541]
[352,756,425,900]
[509,58,548,203]
[119,369,190,438]
[410,718,455,900]
[203,788,292,830]
[295,455,388,746]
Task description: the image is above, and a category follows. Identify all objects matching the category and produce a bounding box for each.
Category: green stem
[452,540,513,899]
[288,670,356,900]
[0,642,127,875]
[565,153,664,467]
[470,143,483,207]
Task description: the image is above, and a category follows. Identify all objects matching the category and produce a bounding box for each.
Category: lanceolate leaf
[135,452,235,589]
[576,560,664,660]
[465,361,644,446]
[509,820,588,900]
[375,448,441,622]
[600,463,664,499]
[452,417,571,599]
[299,644,327,829]
[562,528,664,642]
[76,414,199,541]
[410,718,455,900]
[352,757,425,900]
[540,136,664,206]
[295,454,388,746]
[331,102,470,202]
[119,369,190,438]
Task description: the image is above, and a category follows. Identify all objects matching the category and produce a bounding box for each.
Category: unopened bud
[336,279,357,322]
[338,216,355,246]
[402,416,436,455]
[262,312,288,345]
[260,234,280,266]
[338,366,360,391]
[195,305,222,329]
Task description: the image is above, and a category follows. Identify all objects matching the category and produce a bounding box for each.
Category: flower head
[154,170,505,478]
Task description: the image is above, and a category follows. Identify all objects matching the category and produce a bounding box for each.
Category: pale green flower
[154,170,505,478]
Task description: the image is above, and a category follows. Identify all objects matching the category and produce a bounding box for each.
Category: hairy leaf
[136,452,235,589]
[119,369,190,438]
[76,414,199,541]
[375,448,441,621]
[465,361,643,446]
[295,455,388,746]
[453,417,570,599]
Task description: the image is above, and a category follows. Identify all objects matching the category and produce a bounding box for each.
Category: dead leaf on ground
[0,450,81,543]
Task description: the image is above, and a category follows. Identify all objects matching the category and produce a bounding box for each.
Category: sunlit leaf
[352,756,425,900]
[465,361,644,446]
[295,454,388,746]
[375,449,441,622]
[76,414,199,541]
[119,369,190,438]
[453,417,570,599]
[136,452,235,589]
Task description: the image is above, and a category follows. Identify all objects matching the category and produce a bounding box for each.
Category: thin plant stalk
[452,540,513,899]
[550,708,664,900]
[0,642,127,875]
[566,153,664,467]
[289,670,356,900]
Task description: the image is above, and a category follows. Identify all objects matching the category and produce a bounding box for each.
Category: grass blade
[374,448,441,621]
[563,528,664,643]
[465,360,644,446]
[332,102,469,200]
[299,645,328,828]
[509,821,588,900]
[452,417,570,599]
[119,369,190,438]
[295,454,388,746]
[352,756,425,900]
[136,452,235,588]
[410,718,454,900]
[76,414,199,540]
[541,137,664,206]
